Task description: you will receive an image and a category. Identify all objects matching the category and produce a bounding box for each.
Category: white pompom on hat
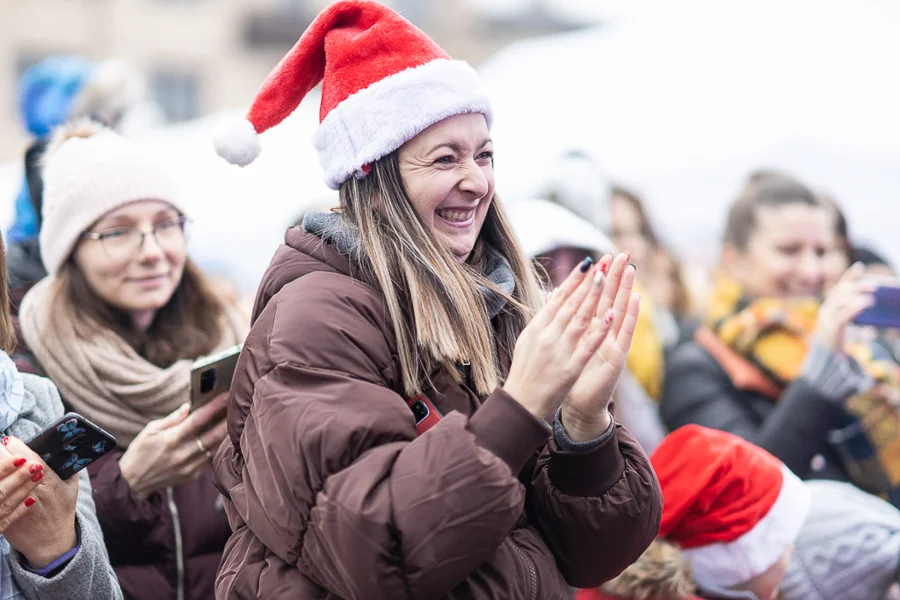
[40,120,186,274]
[213,0,493,190]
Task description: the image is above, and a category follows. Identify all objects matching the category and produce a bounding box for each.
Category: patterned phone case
[26,413,117,480]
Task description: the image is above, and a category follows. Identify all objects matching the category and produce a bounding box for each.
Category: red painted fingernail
[2,436,8,446]
[13,458,26,468]
[29,464,43,475]
[24,497,35,508]
[600,260,609,274]
[31,472,43,483]
[604,309,614,324]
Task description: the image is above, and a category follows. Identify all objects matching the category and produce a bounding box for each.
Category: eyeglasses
[81,216,192,260]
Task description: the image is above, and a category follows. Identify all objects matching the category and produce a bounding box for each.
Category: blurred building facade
[0,0,582,161]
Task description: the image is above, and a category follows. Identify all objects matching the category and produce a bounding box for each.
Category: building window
[151,70,198,122]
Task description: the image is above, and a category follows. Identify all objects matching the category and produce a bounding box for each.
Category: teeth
[437,209,474,223]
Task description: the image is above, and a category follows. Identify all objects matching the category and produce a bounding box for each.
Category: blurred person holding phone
[211,2,661,598]
[661,170,900,506]
[15,121,247,599]
[0,233,121,599]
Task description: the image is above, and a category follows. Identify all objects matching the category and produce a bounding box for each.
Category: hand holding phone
[118,399,227,500]
[0,436,79,569]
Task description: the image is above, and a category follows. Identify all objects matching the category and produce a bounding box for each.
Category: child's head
[652,425,809,600]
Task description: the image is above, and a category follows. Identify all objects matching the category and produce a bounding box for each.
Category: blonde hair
[339,152,543,397]
[600,539,696,600]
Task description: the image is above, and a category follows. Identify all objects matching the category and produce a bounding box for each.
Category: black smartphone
[26,413,117,480]
[190,344,242,411]
[854,286,900,328]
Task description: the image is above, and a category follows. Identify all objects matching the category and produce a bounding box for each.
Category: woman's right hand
[503,258,613,420]
[815,262,879,352]
[119,394,228,499]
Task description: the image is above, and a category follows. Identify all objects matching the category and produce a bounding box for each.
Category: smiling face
[723,203,835,298]
[398,113,494,261]
[73,200,187,328]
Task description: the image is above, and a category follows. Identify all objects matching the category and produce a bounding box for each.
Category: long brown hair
[0,238,18,353]
[339,152,543,397]
[51,259,226,367]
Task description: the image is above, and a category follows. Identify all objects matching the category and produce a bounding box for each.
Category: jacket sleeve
[87,450,167,563]
[524,423,662,588]
[660,341,866,478]
[8,375,122,599]
[236,274,552,600]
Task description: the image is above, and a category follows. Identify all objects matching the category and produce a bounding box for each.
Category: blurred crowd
[2,2,900,600]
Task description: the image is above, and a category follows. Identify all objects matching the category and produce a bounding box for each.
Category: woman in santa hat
[212,1,662,598]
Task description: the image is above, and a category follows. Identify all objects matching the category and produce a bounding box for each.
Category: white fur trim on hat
[685,465,810,590]
[313,58,492,190]
[213,117,261,167]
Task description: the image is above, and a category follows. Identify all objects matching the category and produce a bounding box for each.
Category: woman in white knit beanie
[15,120,248,600]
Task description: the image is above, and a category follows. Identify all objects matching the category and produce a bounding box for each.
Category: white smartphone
[190,344,242,411]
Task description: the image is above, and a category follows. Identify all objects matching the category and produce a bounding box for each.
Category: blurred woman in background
[16,121,247,600]
[661,170,900,504]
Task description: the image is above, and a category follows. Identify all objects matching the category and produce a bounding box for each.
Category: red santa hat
[651,425,810,591]
[213,0,493,190]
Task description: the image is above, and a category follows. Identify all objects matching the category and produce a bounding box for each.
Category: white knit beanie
[780,480,900,600]
[40,120,186,274]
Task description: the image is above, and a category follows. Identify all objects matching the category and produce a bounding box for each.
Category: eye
[98,228,131,241]
[433,155,455,165]
[156,217,181,231]
[776,245,801,256]
[476,151,494,163]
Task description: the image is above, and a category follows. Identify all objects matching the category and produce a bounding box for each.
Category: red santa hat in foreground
[652,425,810,592]
[213,0,492,190]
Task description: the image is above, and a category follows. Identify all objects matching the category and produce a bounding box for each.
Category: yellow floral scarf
[706,276,900,505]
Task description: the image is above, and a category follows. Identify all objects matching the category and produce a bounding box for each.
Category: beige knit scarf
[19,277,248,446]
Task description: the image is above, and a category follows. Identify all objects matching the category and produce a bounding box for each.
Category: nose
[458,158,490,199]
[797,250,826,290]
[136,231,165,263]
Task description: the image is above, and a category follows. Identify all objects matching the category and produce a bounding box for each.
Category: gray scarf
[302,211,515,318]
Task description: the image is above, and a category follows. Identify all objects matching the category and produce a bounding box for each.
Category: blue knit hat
[11,56,96,242]
[17,55,96,137]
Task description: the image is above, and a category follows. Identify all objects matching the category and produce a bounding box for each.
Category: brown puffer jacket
[214,227,662,599]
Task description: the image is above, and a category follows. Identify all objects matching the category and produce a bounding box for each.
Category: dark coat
[88,453,230,600]
[213,227,662,599]
[661,336,853,481]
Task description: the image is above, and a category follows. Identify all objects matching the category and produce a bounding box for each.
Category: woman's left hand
[560,253,641,442]
[1,436,78,569]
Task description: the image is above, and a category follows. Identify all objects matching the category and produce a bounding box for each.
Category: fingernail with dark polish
[24,497,35,508]
[13,458,26,468]
[579,257,593,273]
[628,263,637,271]
[31,472,43,483]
